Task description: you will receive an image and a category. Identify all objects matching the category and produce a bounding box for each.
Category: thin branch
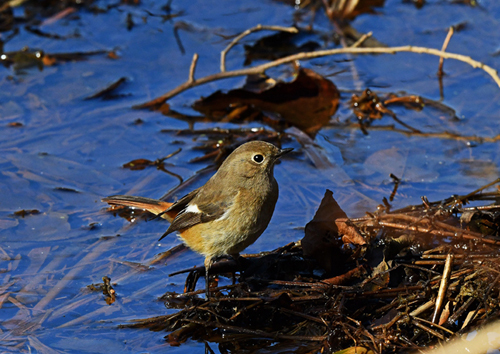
[134,45,500,109]
[350,31,373,48]
[363,220,500,246]
[188,53,198,83]
[438,27,454,78]
[220,24,299,72]
[432,254,453,324]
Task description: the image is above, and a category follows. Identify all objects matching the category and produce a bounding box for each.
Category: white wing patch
[185,204,202,214]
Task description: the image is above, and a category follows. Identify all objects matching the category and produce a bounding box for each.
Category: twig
[437,27,454,78]
[134,45,500,109]
[408,300,436,318]
[432,254,453,323]
[413,316,454,336]
[389,173,400,202]
[448,177,500,206]
[412,319,445,340]
[220,24,299,72]
[350,31,373,48]
[359,219,500,245]
[183,319,327,341]
[353,213,489,241]
[188,53,198,83]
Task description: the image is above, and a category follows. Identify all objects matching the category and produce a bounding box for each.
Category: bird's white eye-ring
[253,154,264,163]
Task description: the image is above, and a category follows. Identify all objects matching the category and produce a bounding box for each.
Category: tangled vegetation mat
[109,180,500,353]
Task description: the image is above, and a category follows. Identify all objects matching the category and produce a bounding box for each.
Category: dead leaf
[439,301,450,325]
[363,259,390,291]
[11,209,40,218]
[302,189,348,274]
[351,89,390,120]
[123,158,156,170]
[193,68,339,135]
[336,218,366,245]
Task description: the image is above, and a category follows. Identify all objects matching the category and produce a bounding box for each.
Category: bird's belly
[178,184,278,259]
[204,215,267,257]
[179,205,270,258]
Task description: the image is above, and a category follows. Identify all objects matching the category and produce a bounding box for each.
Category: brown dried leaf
[363,259,390,291]
[122,159,154,170]
[193,68,339,135]
[439,301,451,326]
[302,189,347,274]
[12,209,40,218]
[351,88,389,120]
[461,310,475,330]
[336,218,366,245]
[462,210,498,236]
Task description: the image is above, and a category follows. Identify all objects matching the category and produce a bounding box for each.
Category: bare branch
[432,254,453,324]
[350,31,373,48]
[134,45,500,109]
[188,53,199,83]
[220,24,299,72]
[438,27,454,77]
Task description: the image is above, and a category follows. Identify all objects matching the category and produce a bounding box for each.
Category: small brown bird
[102,141,292,295]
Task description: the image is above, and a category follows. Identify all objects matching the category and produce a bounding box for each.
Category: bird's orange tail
[102,195,176,221]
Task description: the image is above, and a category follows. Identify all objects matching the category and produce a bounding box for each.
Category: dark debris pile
[122,180,500,353]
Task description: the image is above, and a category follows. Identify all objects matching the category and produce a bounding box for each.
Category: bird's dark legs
[204,254,244,297]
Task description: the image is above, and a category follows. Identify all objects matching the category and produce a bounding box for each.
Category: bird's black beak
[276,147,293,159]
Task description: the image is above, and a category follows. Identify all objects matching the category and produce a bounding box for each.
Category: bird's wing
[158,188,235,241]
[164,188,200,214]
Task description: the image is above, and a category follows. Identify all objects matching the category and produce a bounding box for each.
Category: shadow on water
[1,0,500,353]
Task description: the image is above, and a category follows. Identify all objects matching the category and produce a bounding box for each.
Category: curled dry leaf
[193,68,339,135]
[302,189,364,274]
[336,218,366,245]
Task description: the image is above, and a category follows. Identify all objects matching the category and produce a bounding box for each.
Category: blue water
[1,0,500,352]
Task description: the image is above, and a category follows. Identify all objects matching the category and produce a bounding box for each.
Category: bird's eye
[253,154,264,163]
